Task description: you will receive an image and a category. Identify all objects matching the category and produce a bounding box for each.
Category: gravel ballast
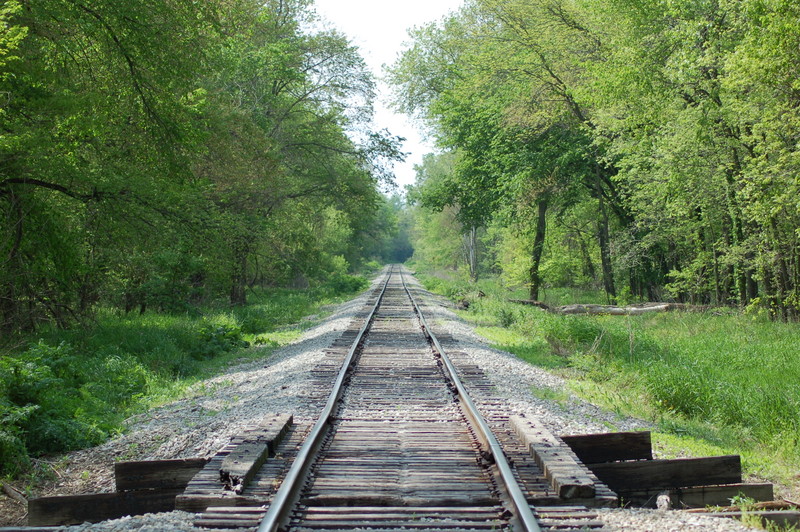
[22,271,755,531]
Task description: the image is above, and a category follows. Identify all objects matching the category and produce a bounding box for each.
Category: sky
[313,0,465,190]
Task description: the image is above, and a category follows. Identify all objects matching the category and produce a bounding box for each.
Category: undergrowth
[0,274,369,478]
[417,270,800,490]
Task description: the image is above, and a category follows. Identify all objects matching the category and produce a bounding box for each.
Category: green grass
[476,326,569,370]
[0,277,368,479]
[419,272,800,493]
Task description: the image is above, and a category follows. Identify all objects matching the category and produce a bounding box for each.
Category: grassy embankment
[418,271,800,498]
[0,273,369,482]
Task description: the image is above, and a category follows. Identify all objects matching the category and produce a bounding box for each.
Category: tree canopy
[391,0,800,319]
[0,0,404,334]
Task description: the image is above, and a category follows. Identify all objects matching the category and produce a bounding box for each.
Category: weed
[193,316,248,359]
[497,307,517,328]
[531,386,570,405]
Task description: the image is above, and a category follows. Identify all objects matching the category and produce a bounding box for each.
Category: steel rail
[400,268,542,532]
[256,267,393,532]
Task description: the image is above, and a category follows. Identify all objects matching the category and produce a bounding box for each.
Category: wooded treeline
[390,0,800,319]
[0,0,404,335]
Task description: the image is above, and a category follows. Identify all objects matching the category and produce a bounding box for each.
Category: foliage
[193,316,248,359]
[0,341,140,468]
[318,273,369,297]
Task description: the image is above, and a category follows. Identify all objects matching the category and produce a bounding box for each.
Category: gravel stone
[598,508,758,531]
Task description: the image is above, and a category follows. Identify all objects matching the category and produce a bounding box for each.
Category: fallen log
[1,480,26,505]
[560,303,668,315]
[509,300,712,315]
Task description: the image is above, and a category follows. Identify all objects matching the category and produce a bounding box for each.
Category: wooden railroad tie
[26,413,293,527]
[559,430,776,510]
[27,457,209,527]
[509,415,597,500]
[176,413,294,513]
[219,413,294,494]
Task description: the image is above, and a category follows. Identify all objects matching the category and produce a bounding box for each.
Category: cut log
[27,489,182,526]
[219,413,293,494]
[588,455,742,492]
[115,457,209,491]
[558,303,671,315]
[509,415,596,499]
[560,431,653,464]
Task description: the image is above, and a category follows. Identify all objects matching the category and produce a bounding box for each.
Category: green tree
[0,0,212,332]
[0,0,403,334]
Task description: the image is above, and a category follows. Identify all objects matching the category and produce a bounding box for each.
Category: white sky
[313,0,464,190]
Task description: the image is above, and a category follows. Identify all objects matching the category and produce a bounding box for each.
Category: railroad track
[181,266,611,530]
[186,266,601,532]
[261,266,536,531]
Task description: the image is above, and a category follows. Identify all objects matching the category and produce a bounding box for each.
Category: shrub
[497,307,517,327]
[318,273,368,297]
[0,399,35,476]
[193,315,248,359]
[251,335,280,347]
[0,341,111,473]
[81,348,149,407]
[362,260,382,273]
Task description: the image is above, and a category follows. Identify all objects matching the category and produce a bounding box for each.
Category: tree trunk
[712,242,722,305]
[724,162,752,307]
[770,220,791,320]
[463,226,479,282]
[578,235,596,281]
[230,241,249,306]
[597,195,616,301]
[529,199,548,301]
[1,190,23,334]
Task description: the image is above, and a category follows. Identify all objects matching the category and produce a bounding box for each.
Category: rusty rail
[400,269,541,532]
[256,267,393,532]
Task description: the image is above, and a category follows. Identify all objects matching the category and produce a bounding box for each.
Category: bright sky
[313,0,464,190]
